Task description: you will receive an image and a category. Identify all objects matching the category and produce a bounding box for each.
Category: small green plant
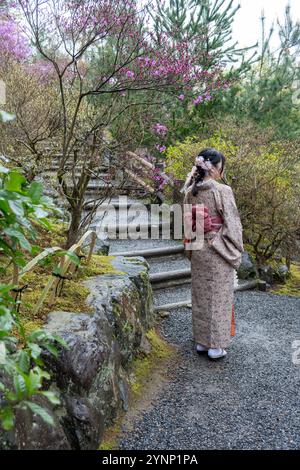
[122,320,133,335]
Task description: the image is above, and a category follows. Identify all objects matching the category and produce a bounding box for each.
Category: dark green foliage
[0,116,66,431]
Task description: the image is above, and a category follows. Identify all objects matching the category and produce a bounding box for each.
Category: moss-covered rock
[5,254,124,330]
[0,256,155,450]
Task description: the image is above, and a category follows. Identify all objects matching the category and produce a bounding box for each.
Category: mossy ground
[99,328,176,450]
[270,262,300,297]
[0,217,123,335]
[99,420,125,451]
[34,218,68,249]
[18,255,123,334]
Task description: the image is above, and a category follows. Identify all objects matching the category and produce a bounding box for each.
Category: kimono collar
[196,178,216,190]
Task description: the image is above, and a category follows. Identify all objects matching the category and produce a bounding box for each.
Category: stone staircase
[44,150,163,202]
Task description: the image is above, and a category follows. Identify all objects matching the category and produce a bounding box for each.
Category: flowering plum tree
[0,14,29,60]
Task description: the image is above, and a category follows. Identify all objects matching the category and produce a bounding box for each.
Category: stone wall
[0,256,154,450]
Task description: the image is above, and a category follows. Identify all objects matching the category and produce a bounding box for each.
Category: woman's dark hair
[191,147,226,196]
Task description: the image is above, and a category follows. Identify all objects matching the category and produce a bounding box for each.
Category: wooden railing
[123,151,171,201]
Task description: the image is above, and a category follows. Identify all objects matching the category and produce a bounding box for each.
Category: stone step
[44,153,110,163]
[85,183,141,193]
[151,277,191,290]
[95,213,169,227]
[152,278,264,310]
[85,190,146,202]
[89,201,170,232]
[101,197,151,205]
[93,201,152,211]
[46,164,110,172]
[150,269,263,289]
[83,198,151,213]
[44,171,109,180]
[235,279,265,291]
[153,284,191,306]
[91,221,172,236]
[85,201,150,212]
[155,300,191,311]
[108,239,182,254]
[149,268,191,284]
[109,244,184,258]
[85,183,113,191]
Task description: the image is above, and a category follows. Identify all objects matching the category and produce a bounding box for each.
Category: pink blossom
[126,70,135,79]
[155,144,166,153]
[152,123,168,136]
[151,170,168,190]
[0,17,30,60]
[193,95,204,106]
[178,94,185,101]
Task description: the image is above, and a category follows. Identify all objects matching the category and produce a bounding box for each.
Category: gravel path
[119,291,300,450]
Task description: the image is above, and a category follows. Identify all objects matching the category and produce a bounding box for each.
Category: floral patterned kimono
[183,179,244,349]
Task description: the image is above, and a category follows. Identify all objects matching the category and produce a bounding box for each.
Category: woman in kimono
[182,148,244,360]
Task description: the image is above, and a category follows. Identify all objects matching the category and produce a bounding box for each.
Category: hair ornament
[195,155,213,171]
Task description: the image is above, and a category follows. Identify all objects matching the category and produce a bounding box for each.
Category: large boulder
[258,262,290,285]
[274,264,290,283]
[258,264,276,285]
[237,251,258,280]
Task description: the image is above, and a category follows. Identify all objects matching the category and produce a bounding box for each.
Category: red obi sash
[184,204,223,244]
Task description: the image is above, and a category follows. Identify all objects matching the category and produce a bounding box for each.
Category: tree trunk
[66,206,82,249]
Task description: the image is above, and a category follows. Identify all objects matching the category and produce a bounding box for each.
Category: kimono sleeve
[210,186,244,269]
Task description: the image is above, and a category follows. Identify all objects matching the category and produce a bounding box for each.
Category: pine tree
[148,0,257,73]
[218,4,300,139]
